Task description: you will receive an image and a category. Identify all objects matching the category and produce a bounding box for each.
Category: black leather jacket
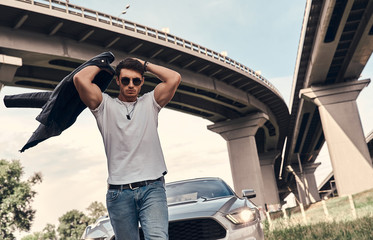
[3,51,115,152]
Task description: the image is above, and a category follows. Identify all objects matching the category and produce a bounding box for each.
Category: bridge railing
[14,0,282,97]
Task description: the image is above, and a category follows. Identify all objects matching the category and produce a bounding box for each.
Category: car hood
[168,196,247,221]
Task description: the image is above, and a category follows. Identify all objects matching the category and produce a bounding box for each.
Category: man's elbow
[73,74,82,88]
[73,74,88,94]
[174,72,181,86]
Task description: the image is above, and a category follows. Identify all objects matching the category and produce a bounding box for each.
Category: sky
[1,0,372,237]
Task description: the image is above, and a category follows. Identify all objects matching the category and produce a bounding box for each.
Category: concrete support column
[208,113,268,208]
[0,54,22,89]
[300,79,373,196]
[288,163,321,205]
[259,152,281,211]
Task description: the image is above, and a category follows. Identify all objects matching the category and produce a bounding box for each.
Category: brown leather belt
[108,177,163,190]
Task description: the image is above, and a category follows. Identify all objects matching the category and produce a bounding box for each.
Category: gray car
[81,177,264,240]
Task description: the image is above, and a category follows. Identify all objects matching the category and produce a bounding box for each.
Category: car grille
[139,218,226,240]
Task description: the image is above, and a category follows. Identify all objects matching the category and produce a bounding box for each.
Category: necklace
[118,99,137,120]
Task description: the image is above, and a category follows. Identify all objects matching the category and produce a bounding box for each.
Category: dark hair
[115,58,144,77]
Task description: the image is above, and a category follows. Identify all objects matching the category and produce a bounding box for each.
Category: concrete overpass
[0,0,289,209]
[283,0,373,205]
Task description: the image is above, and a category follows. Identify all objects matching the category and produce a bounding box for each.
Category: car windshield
[166,179,234,204]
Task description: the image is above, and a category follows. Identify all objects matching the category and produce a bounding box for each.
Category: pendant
[126,115,131,120]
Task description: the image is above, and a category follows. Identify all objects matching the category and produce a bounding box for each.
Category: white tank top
[91,91,167,184]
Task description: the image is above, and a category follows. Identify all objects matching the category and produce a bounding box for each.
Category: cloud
[158,109,233,186]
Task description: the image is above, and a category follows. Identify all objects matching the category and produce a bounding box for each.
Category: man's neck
[118,95,137,102]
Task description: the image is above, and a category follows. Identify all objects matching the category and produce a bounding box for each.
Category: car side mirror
[242,189,256,199]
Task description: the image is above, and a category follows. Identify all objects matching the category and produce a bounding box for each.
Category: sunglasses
[120,77,142,86]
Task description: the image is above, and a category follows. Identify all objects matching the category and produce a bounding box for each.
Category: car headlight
[225,208,256,225]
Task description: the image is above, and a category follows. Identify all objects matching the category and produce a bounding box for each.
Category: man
[73,57,181,240]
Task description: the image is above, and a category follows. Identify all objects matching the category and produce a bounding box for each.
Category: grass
[265,216,373,240]
[264,188,373,240]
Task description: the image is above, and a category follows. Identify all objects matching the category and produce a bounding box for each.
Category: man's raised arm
[73,66,103,110]
[137,60,181,107]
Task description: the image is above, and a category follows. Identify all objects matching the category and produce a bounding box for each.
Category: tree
[57,209,90,240]
[21,223,57,240]
[21,232,42,240]
[21,201,106,240]
[42,223,57,240]
[86,201,107,223]
[0,159,42,240]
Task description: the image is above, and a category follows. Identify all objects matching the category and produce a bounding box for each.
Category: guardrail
[14,0,282,97]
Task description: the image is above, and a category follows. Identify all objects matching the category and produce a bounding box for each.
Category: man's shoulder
[138,90,154,101]
[139,90,161,110]
[91,92,116,114]
[102,92,116,102]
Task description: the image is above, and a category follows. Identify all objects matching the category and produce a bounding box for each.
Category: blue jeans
[106,180,169,240]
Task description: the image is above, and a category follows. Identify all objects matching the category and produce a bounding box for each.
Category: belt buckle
[129,183,139,190]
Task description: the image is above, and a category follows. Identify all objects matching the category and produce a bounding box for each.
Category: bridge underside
[283,0,373,201]
[0,0,292,208]
[0,0,289,159]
